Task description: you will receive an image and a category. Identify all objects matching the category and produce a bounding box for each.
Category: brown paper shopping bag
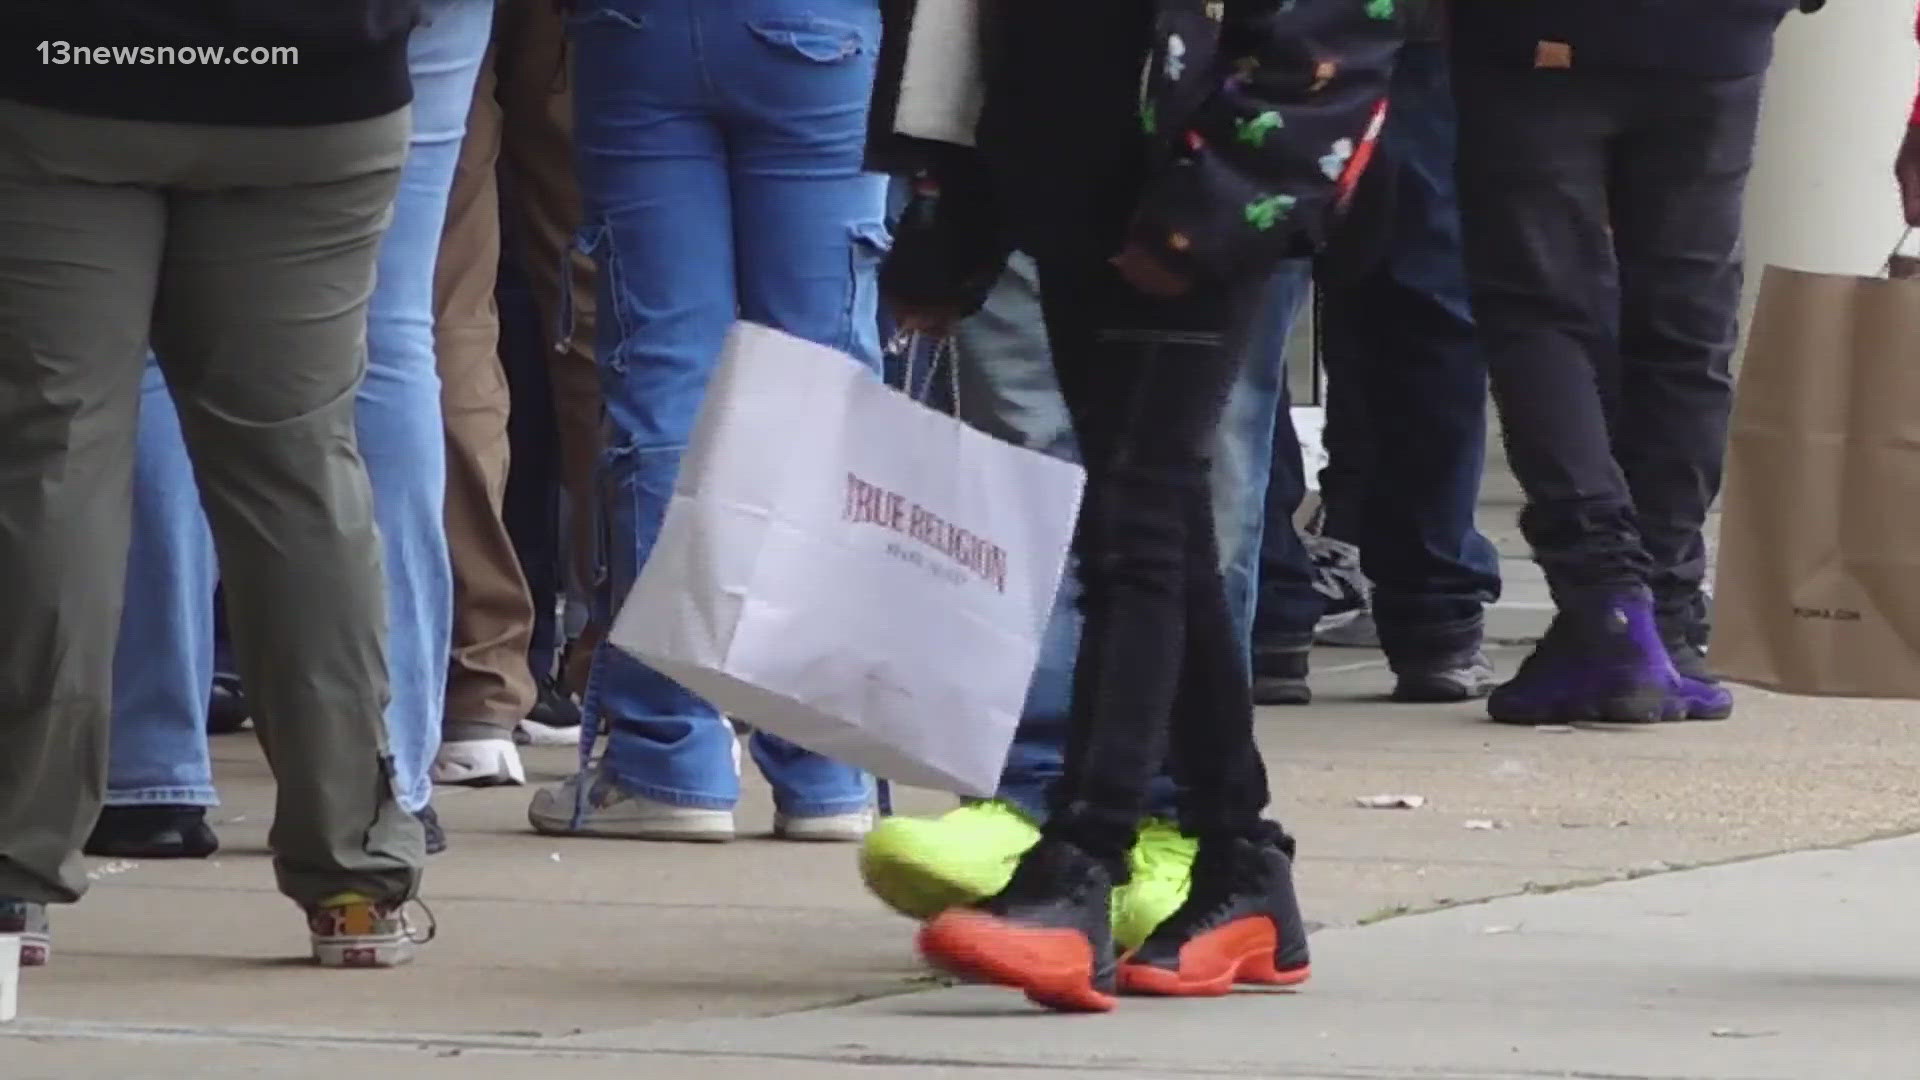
[1712,264,1920,697]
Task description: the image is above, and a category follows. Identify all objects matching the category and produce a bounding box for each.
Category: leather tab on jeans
[1534,41,1572,69]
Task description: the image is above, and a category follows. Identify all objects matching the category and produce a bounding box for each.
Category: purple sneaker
[1489,587,1686,725]
[1663,633,1734,721]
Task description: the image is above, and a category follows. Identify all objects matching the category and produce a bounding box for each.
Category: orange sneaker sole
[1118,915,1311,997]
[918,910,1116,1013]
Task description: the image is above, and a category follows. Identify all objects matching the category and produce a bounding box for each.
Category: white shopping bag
[610,323,1084,795]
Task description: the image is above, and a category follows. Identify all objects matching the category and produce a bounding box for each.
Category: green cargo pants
[0,99,426,909]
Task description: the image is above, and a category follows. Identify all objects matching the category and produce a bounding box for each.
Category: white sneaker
[431,738,527,787]
[527,770,735,842]
[515,717,583,747]
[773,809,875,843]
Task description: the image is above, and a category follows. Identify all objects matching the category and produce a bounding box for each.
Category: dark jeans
[1454,63,1762,636]
[496,180,564,680]
[1039,259,1268,864]
[1317,42,1501,651]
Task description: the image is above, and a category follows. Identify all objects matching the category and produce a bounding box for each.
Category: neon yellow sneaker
[859,801,1041,919]
[1111,819,1197,952]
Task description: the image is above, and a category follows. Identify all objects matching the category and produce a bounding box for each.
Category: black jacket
[1449,0,1812,79]
[0,1,423,125]
[870,0,1403,300]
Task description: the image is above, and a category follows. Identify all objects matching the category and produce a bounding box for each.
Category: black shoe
[917,837,1119,1013]
[1391,648,1497,703]
[1119,824,1310,996]
[419,804,447,856]
[516,680,583,746]
[1252,638,1312,706]
[85,805,219,859]
[207,674,249,735]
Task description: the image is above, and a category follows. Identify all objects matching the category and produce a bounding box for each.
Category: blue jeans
[105,0,491,813]
[1264,42,1501,650]
[964,257,1312,822]
[570,0,884,816]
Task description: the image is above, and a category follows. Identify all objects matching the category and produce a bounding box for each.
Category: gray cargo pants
[0,99,425,909]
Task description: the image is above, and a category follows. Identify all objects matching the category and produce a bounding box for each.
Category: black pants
[1316,43,1502,651]
[497,173,564,678]
[1453,63,1763,635]
[1038,259,1270,866]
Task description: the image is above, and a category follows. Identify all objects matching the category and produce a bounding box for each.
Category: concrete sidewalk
[6,654,1920,1077]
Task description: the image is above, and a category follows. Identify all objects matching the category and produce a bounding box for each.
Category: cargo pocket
[842,220,893,362]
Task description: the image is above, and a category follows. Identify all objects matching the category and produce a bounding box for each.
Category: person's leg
[92,359,222,860]
[1608,73,1764,721]
[360,0,493,821]
[1227,267,1319,706]
[496,187,565,686]
[526,0,744,842]
[495,0,603,709]
[155,111,425,962]
[1320,42,1501,701]
[1453,64,1681,725]
[1124,381,1310,998]
[0,101,165,966]
[435,34,540,785]
[719,0,890,831]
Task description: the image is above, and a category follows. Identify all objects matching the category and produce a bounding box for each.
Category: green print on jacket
[1365,0,1395,19]
[1235,111,1283,147]
[1244,193,1297,231]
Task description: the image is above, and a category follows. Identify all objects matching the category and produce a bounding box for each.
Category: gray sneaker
[1392,649,1497,704]
[1,898,50,967]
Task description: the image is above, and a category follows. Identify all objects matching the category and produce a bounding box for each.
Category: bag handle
[1886,227,1920,280]
[885,329,964,414]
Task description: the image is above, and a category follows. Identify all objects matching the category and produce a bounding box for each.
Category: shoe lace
[401,899,438,946]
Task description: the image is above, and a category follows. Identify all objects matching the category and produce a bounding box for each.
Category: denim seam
[103,787,220,807]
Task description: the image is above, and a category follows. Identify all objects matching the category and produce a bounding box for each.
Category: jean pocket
[567,7,646,31]
[842,220,892,362]
[746,15,872,63]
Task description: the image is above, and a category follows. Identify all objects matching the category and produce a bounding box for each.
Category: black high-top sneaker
[917,837,1119,1013]
[1118,824,1311,997]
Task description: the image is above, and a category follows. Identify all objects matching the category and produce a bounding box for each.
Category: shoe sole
[858,848,996,920]
[313,934,415,969]
[1390,678,1493,705]
[83,838,218,859]
[516,719,583,747]
[1488,687,1687,726]
[918,911,1115,1013]
[1118,916,1310,997]
[432,745,528,787]
[1252,680,1312,707]
[774,819,872,843]
[527,804,736,842]
[528,817,736,842]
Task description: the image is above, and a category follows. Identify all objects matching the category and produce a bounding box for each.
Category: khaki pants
[436,0,601,737]
[0,100,426,908]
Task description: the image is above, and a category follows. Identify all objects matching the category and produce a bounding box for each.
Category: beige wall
[1742,0,1918,334]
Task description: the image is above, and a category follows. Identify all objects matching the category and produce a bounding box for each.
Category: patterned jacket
[870,0,1404,303]
[1128,0,1404,281]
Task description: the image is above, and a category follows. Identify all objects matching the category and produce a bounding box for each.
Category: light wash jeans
[569,0,884,816]
[105,0,494,814]
[963,256,1313,821]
